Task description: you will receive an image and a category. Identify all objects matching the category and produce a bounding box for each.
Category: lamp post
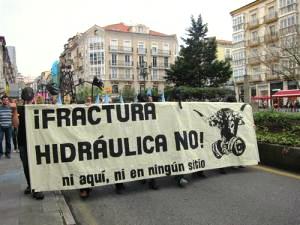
[138,61,151,94]
[59,65,75,103]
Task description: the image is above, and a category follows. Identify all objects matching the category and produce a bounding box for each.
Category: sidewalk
[0,152,76,225]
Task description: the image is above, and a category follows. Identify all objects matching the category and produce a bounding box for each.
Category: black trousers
[19,145,30,188]
[12,128,18,150]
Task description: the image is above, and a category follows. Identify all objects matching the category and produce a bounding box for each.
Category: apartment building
[60,23,178,95]
[216,40,234,88]
[216,39,232,61]
[0,36,15,94]
[231,0,300,102]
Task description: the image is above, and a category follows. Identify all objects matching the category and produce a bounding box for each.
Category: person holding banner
[17,87,44,200]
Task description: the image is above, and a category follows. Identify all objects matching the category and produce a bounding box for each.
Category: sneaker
[24,186,31,195]
[32,192,44,200]
[178,177,189,188]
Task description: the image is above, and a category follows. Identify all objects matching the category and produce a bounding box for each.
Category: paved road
[63,166,300,225]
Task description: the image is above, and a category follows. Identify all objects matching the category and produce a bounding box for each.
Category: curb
[54,191,76,225]
[258,142,300,172]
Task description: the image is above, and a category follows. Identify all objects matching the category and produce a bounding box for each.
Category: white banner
[25,102,259,191]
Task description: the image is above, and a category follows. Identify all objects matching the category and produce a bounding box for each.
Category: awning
[251,96,271,100]
[272,89,300,98]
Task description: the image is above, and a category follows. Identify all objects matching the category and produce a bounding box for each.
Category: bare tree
[254,34,300,89]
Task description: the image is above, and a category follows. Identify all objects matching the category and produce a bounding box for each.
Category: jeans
[0,126,12,155]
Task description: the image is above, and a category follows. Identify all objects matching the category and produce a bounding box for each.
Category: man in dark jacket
[17,87,44,200]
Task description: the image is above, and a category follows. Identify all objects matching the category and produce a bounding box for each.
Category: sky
[0,0,252,77]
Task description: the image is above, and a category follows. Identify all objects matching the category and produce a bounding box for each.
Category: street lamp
[59,65,75,103]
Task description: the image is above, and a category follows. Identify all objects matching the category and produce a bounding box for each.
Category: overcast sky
[0,0,252,77]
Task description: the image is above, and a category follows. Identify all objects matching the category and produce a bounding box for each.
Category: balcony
[109,61,134,67]
[279,25,299,36]
[109,46,133,53]
[234,76,244,84]
[248,57,260,65]
[266,73,281,81]
[264,33,279,43]
[249,73,265,82]
[247,38,260,47]
[247,19,260,30]
[137,48,147,55]
[151,63,170,69]
[264,53,279,62]
[138,75,150,81]
[151,76,165,81]
[151,49,171,56]
[264,12,278,24]
[109,74,134,81]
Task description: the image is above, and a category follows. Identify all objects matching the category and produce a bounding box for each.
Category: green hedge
[254,111,300,147]
[164,86,235,101]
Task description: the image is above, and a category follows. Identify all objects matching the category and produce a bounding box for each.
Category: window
[90,66,102,77]
[89,52,104,65]
[152,69,158,80]
[123,40,131,52]
[252,66,261,75]
[233,67,246,78]
[111,68,117,78]
[138,41,145,54]
[251,31,258,41]
[251,87,257,97]
[268,6,275,14]
[163,43,169,54]
[164,57,169,67]
[110,39,118,51]
[279,0,296,13]
[250,13,257,22]
[139,56,145,67]
[112,85,118,94]
[233,32,244,43]
[152,56,157,67]
[152,43,158,54]
[111,53,117,66]
[232,14,245,32]
[125,55,131,66]
[250,48,259,57]
[225,49,231,59]
[125,69,131,79]
[269,25,276,35]
[89,37,103,50]
[138,26,143,33]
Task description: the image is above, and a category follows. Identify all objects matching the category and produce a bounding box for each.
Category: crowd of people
[0,88,247,200]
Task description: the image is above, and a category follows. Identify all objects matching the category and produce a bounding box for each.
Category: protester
[11,99,19,152]
[17,87,44,200]
[77,96,93,198]
[0,95,14,159]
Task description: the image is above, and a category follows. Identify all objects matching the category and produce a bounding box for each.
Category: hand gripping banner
[25,102,259,191]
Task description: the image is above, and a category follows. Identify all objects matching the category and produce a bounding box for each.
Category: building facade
[0,36,16,95]
[216,39,234,89]
[60,23,178,95]
[231,0,300,102]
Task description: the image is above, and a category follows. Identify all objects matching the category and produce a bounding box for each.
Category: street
[63,166,300,225]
